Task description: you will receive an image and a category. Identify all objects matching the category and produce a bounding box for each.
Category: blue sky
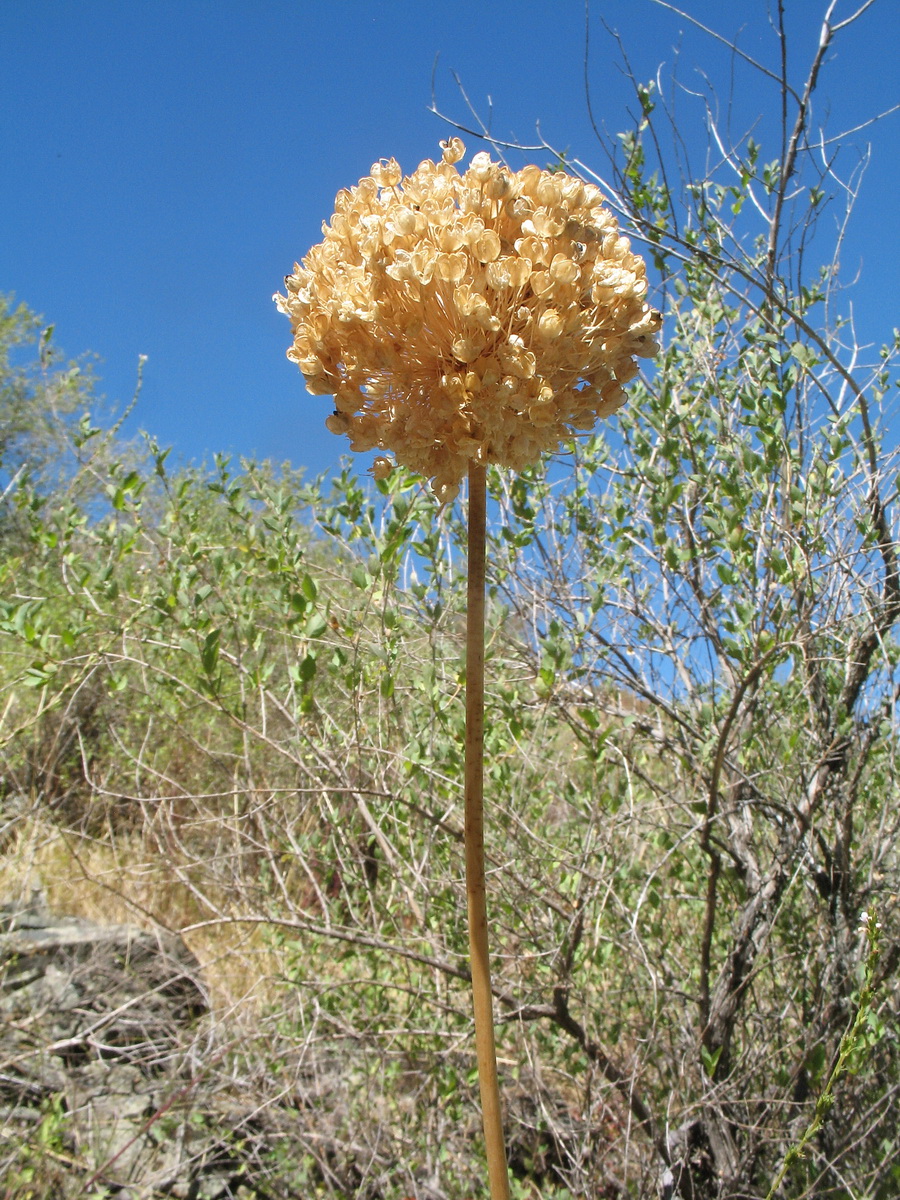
[1,0,897,481]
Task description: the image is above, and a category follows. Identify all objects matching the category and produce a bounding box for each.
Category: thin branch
[648,0,794,98]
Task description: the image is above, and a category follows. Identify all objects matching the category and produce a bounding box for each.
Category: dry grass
[3,815,285,1022]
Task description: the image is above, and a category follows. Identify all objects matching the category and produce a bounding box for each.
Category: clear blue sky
[2,0,897,479]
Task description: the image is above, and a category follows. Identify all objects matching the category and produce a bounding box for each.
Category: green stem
[465,462,510,1200]
[764,914,882,1200]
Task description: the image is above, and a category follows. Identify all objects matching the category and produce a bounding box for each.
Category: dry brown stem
[464,462,510,1199]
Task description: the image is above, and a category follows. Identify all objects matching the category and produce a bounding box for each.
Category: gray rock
[0,896,255,1198]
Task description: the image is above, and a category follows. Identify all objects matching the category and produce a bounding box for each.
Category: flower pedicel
[275,138,660,503]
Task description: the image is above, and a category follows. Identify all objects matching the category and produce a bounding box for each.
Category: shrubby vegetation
[2,5,898,1198]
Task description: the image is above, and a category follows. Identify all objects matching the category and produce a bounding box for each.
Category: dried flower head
[276,140,661,503]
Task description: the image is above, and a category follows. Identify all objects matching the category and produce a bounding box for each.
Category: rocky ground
[1,896,598,1199]
[0,896,270,1199]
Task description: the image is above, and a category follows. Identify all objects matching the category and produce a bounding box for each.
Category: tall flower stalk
[463,460,510,1197]
[276,139,660,1197]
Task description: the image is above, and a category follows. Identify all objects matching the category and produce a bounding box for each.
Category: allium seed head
[275,142,661,503]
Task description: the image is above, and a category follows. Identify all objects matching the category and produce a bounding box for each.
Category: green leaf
[577,706,600,730]
[701,1043,723,1076]
[201,628,220,674]
[22,665,55,688]
[304,611,327,638]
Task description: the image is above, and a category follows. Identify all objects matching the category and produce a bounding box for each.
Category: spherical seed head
[275,142,661,504]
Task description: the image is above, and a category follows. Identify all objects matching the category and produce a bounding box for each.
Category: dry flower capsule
[275,142,661,504]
